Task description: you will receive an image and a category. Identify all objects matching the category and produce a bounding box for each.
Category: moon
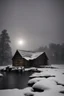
[18,40,24,45]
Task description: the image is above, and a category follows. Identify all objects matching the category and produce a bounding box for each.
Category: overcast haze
[0,0,64,54]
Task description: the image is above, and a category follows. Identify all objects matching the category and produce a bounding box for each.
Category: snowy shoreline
[0,64,64,96]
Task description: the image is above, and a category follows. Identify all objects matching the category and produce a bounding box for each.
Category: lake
[0,71,33,89]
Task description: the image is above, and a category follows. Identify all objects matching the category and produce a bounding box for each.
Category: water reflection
[0,71,33,89]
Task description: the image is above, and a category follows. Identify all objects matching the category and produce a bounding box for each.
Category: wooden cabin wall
[12,51,27,67]
[12,58,29,67]
[33,54,48,67]
[12,58,24,66]
[24,60,29,68]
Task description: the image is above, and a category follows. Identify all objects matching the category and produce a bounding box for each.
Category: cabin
[12,50,49,67]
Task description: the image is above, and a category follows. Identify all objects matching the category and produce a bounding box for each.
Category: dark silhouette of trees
[35,43,64,64]
[48,43,64,64]
[0,29,12,65]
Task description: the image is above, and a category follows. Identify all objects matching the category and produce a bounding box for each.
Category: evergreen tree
[0,29,12,65]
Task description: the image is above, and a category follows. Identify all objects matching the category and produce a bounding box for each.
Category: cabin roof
[18,50,44,60]
[13,50,48,60]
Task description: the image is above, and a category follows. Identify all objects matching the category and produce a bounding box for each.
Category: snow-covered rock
[24,92,34,96]
[0,73,3,77]
[32,78,56,91]
[28,78,43,86]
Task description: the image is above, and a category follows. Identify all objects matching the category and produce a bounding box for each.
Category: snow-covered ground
[0,64,64,96]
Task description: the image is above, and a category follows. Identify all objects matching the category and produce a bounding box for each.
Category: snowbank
[0,87,33,96]
[29,71,55,79]
[0,86,64,96]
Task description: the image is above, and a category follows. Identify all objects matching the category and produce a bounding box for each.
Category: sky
[0,0,64,54]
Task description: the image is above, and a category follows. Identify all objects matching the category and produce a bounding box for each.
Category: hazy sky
[0,0,64,54]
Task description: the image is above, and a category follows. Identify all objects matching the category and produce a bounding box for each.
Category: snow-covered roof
[18,50,44,60]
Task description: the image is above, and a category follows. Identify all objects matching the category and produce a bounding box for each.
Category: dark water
[0,71,33,89]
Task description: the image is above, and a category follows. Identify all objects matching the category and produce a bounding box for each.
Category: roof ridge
[18,49,35,53]
[18,49,44,53]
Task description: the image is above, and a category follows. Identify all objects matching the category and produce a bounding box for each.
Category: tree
[0,29,12,65]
